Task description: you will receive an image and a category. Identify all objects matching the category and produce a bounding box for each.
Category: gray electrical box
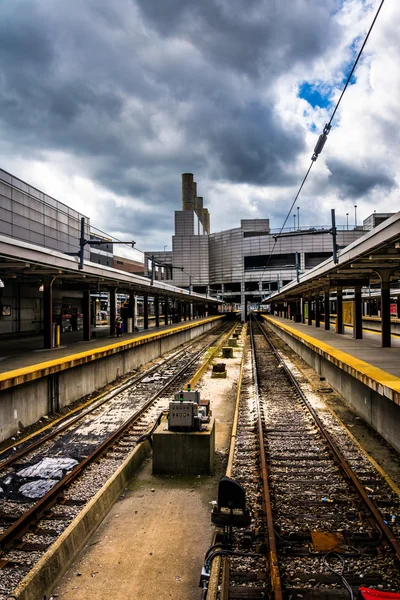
[168,401,198,430]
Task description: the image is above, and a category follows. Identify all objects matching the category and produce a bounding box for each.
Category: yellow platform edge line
[262,315,400,396]
[0,315,224,384]
[0,316,225,455]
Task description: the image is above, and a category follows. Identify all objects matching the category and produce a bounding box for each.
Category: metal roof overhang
[0,235,221,304]
[262,211,400,303]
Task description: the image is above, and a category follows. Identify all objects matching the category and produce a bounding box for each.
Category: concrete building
[0,168,90,258]
[145,173,389,317]
[113,255,144,275]
[0,168,218,343]
[0,168,91,336]
[90,232,114,267]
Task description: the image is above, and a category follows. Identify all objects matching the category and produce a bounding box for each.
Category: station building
[145,173,387,317]
[0,168,217,346]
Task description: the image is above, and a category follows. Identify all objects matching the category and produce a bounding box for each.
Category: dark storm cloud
[108,203,173,239]
[0,0,346,244]
[206,101,303,185]
[138,0,340,76]
[326,159,396,198]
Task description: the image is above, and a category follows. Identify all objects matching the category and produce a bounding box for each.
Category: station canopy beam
[263,212,400,348]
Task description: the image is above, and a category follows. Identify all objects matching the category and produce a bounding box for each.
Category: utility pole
[67,217,135,270]
[295,252,300,282]
[346,213,349,230]
[331,209,339,264]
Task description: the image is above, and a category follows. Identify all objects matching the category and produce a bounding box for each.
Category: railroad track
[206,316,400,599]
[0,318,236,600]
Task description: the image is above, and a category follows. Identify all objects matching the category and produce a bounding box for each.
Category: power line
[259,161,314,281]
[328,0,386,126]
[260,0,386,284]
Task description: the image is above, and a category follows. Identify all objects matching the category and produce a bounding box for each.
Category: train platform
[0,316,223,383]
[262,314,400,452]
[263,315,400,380]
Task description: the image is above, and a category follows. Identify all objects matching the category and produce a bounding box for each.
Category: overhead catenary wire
[260,0,386,286]
[259,160,314,286]
[328,0,386,127]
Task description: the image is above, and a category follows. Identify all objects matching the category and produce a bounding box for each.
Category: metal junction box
[168,401,198,429]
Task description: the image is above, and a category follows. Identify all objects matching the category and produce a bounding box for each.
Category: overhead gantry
[263,212,400,348]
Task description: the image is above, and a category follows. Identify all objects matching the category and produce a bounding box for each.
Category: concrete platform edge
[264,315,400,453]
[8,440,152,600]
[0,316,224,391]
[263,315,400,405]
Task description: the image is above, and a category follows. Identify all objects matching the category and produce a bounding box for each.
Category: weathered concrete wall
[153,417,215,475]
[0,318,221,443]
[267,319,400,454]
[0,378,48,442]
[11,440,152,600]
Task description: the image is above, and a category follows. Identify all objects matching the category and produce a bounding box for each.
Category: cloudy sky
[0,0,399,257]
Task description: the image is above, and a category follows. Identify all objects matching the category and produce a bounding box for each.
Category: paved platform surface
[54,338,240,600]
[0,318,204,375]
[266,315,400,380]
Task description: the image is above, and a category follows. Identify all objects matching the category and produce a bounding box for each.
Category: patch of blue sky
[340,35,363,86]
[298,82,332,109]
[299,32,363,111]
[329,0,348,17]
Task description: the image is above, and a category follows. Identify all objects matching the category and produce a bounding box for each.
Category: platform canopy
[0,234,222,305]
[263,211,400,303]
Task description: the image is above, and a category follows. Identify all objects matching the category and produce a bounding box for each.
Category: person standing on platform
[116,317,124,337]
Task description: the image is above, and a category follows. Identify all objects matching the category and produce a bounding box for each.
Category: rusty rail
[257,315,400,564]
[226,324,247,478]
[189,320,239,389]
[0,322,231,553]
[0,345,199,473]
[249,317,283,600]
[206,324,246,600]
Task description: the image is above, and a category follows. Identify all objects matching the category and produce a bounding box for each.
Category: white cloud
[0,0,398,246]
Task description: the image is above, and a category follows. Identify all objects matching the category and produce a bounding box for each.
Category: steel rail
[188,320,239,389]
[0,338,214,472]
[256,315,400,563]
[249,317,283,600]
[204,323,246,600]
[0,319,232,463]
[0,322,232,553]
[226,324,247,478]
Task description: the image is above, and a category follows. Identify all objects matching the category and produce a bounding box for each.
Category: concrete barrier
[9,440,152,600]
[0,316,224,443]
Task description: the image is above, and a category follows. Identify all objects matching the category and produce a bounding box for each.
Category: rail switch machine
[168,390,209,432]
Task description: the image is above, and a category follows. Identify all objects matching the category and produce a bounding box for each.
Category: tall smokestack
[193,181,197,209]
[182,173,195,210]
